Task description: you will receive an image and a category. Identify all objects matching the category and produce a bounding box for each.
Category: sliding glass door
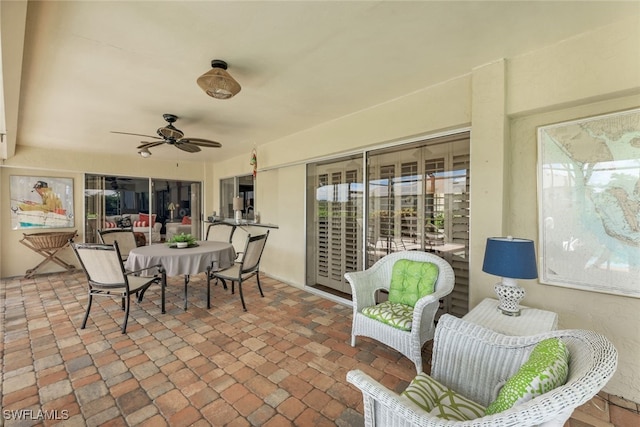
[84,175,201,244]
[305,132,470,315]
[306,156,364,295]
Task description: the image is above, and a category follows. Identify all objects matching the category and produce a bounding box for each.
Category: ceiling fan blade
[176,142,201,153]
[137,141,165,149]
[112,131,163,140]
[181,137,222,148]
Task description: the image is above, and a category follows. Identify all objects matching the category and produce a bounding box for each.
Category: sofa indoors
[165,216,192,241]
[104,213,162,243]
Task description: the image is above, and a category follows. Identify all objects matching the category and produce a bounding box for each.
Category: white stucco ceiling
[3,1,639,161]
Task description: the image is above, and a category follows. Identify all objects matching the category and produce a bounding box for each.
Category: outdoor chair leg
[206,266,212,309]
[122,293,131,334]
[256,273,264,297]
[238,280,247,311]
[82,293,93,329]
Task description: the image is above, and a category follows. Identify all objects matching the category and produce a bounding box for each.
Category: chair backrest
[364,250,455,296]
[71,241,128,289]
[98,229,138,260]
[431,315,618,418]
[240,231,269,274]
[206,223,236,243]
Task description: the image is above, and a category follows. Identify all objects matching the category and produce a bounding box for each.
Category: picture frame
[537,108,640,298]
[10,176,74,230]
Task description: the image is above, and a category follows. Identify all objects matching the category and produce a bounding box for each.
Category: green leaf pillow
[402,373,485,421]
[485,338,569,415]
[389,260,439,307]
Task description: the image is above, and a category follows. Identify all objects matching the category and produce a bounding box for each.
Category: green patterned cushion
[389,260,439,307]
[485,338,569,415]
[361,301,414,331]
[402,373,485,421]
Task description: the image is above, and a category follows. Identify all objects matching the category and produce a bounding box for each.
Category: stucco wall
[1,147,209,278]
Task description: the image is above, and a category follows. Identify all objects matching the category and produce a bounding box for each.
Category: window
[220,174,255,220]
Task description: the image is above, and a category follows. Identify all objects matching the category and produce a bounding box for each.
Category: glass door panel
[306,156,364,295]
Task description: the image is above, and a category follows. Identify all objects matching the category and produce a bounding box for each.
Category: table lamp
[168,202,176,222]
[482,236,538,316]
[233,196,244,223]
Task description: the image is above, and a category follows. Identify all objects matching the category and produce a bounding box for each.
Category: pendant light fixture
[197,59,241,99]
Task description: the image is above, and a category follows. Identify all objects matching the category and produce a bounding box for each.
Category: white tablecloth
[125,241,236,277]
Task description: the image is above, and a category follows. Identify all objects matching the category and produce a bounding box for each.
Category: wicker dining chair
[345,250,455,373]
[208,231,269,311]
[71,241,165,334]
[347,314,618,427]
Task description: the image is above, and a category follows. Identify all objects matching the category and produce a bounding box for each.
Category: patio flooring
[1,271,422,426]
[0,271,627,426]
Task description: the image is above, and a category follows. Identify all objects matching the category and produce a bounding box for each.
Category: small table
[125,241,236,310]
[463,298,558,335]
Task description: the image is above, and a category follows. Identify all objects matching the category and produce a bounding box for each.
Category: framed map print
[10,176,74,229]
[537,108,640,298]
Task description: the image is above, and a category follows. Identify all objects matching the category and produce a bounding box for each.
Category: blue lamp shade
[482,237,538,279]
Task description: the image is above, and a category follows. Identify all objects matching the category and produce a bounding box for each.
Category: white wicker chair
[345,251,455,373]
[347,314,618,427]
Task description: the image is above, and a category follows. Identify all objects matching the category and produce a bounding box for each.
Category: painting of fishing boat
[10,176,74,230]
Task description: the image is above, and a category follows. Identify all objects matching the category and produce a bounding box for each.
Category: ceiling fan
[111,113,222,154]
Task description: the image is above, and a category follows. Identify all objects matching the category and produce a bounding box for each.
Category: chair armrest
[346,370,439,426]
[125,264,164,277]
[345,269,387,311]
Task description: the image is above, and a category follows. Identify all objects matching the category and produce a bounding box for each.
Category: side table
[463,298,558,335]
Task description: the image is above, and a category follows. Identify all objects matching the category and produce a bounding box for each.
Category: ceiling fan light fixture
[138,147,152,158]
[197,59,241,99]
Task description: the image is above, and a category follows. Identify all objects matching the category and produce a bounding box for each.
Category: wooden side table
[463,298,558,335]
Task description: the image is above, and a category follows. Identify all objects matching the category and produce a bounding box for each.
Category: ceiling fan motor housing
[158,114,184,140]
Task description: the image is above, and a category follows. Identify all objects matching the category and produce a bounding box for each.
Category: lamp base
[234,210,242,223]
[494,280,525,316]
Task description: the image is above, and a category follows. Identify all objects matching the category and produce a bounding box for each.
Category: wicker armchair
[347,314,618,427]
[345,251,455,373]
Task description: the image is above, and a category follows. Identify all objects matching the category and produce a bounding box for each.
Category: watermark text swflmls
[3,409,70,420]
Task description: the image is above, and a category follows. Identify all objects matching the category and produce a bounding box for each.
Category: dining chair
[208,231,269,311]
[71,240,165,334]
[205,222,236,242]
[205,222,237,292]
[98,228,138,261]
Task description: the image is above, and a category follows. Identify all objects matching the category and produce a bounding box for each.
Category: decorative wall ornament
[250,148,257,178]
[537,108,640,297]
[10,176,74,229]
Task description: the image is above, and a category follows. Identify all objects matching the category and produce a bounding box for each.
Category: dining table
[124,240,236,311]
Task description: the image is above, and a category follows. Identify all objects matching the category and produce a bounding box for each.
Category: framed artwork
[537,108,640,298]
[10,176,74,229]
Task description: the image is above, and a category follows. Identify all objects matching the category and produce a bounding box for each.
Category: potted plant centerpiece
[167,233,197,248]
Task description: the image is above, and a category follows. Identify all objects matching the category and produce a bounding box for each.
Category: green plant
[167,233,196,246]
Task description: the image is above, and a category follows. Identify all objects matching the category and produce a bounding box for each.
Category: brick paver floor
[1,271,423,426]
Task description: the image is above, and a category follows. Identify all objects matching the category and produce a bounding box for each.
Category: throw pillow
[117,216,132,228]
[139,213,156,226]
[485,338,569,415]
[389,260,439,307]
[133,220,147,228]
[362,300,414,331]
[182,216,191,225]
[402,373,485,421]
